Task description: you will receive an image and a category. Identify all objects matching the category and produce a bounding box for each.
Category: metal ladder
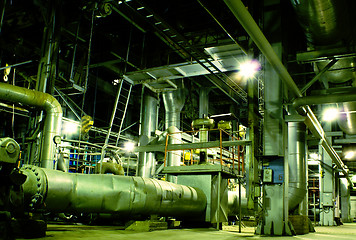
[103,79,133,148]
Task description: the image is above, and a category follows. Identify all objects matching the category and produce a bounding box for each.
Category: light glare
[124,142,135,152]
[63,121,79,134]
[238,59,261,79]
[345,151,355,160]
[322,107,339,121]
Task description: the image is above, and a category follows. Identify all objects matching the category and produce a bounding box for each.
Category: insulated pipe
[199,87,210,118]
[223,0,352,186]
[293,93,356,135]
[223,0,302,99]
[138,93,158,178]
[288,122,307,211]
[162,80,186,129]
[21,166,207,217]
[228,188,248,216]
[162,81,186,182]
[0,83,62,169]
[293,93,356,111]
[290,0,349,46]
[94,162,125,175]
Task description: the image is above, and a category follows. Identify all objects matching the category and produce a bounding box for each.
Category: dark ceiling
[2,0,356,172]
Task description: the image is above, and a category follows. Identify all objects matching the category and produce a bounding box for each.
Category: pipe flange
[21,165,47,211]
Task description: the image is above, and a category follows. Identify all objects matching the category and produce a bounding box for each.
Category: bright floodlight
[322,107,339,121]
[124,142,135,152]
[238,59,261,79]
[345,151,355,160]
[63,121,79,134]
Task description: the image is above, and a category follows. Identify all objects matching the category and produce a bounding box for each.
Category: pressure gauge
[53,135,61,145]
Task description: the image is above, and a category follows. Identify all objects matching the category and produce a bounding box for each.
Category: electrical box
[262,157,284,184]
[323,193,333,207]
[263,168,273,182]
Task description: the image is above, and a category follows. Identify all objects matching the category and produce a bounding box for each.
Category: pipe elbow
[44,93,63,117]
[292,98,307,116]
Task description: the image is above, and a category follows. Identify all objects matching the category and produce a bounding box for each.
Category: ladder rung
[118,101,127,105]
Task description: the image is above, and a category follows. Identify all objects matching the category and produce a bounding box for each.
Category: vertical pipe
[162,80,185,130]
[199,87,209,118]
[0,83,62,169]
[288,121,307,211]
[162,80,186,182]
[138,92,158,178]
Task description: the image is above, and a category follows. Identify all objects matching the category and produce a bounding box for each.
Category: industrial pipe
[162,80,186,182]
[162,80,186,129]
[223,0,352,186]
[290,0,349,46]
[291,0,356,135]
[288,122,307,211]
[293,92,356,111]
[94,162,125,175]
[21,166,207,217]
[138,92,158,178]
[0,83,62,169]
[228,188,248,216]
[293,93,356,135]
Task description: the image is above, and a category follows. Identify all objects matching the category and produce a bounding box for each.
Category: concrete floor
[17,223,356,240]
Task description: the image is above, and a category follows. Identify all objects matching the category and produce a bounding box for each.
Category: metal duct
[316,59,356,84]
[228,188,248,216]
[0,83,62,169]
[199,87,210,118]
[162,80,186,181]
[290,0,356,133]
[338,102,356,135]
[293,93,356,135]
[288,122,307,211]
[94,162,125,175]
[138,93,158,178]
[223,0,351,187]
[162,80,186,129]
[290,0,349,46]
[22,166,207,217]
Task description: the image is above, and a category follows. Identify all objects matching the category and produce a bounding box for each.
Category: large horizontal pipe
[0,83,62,169]
[21,166,207,218]
[293,93,356,112]
[223,0,352,187]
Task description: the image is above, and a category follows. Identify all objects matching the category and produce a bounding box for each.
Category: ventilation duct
[290,0,356,134]
[138,92,158,178]
[162,80,186,181]
[288,122,307,211]
[0,83,62,169]
[162,80,186,129]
